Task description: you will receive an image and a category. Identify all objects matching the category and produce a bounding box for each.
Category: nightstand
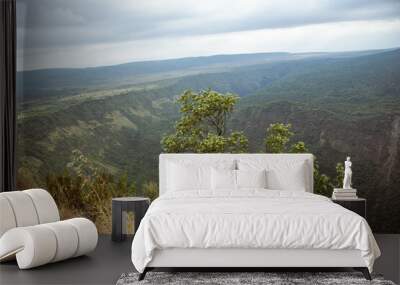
[332,198,366,219]
[112,197,150,242]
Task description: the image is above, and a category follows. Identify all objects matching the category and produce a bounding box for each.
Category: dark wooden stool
[112,197,150,242]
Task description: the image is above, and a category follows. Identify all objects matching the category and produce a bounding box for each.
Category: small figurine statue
[343,156,352,189]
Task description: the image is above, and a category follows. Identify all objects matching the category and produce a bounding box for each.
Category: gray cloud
[16,0,400,70]
[18,0,400,47]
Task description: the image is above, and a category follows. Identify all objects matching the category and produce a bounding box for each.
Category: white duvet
[131,190,380,273]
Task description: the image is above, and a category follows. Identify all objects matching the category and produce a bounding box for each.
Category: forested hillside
[16,48,400,232]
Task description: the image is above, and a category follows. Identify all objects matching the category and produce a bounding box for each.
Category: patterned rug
[116,271,396,285]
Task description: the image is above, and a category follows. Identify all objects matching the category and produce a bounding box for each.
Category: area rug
[116,272,396,285]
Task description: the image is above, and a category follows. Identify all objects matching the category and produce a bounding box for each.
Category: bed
[131,154,380,280]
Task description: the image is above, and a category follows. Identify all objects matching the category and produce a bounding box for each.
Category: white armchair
[0,189,98,269]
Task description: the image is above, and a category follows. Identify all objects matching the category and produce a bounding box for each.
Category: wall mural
[16,0,400,233]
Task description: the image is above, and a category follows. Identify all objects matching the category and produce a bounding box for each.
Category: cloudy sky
[16,0,400,71]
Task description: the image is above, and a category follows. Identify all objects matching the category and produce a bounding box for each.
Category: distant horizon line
[18,46,399,73]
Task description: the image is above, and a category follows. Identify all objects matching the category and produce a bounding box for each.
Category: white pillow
[236,169,267,189]
[168,162,210,191]
[266,161,307,191]
[167,159,236,192]
[211,168,236,190]
[238,159,309,191]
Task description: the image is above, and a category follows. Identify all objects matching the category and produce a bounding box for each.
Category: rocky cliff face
[384,116,400,183]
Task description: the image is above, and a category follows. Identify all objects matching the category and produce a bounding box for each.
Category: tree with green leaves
[265,123,308,153]
[313,160,334,197]
[264,123,333,197]
[290,141,309,153]
[264,123,293,153]
[162,89,248,153]
[334,162,344,188]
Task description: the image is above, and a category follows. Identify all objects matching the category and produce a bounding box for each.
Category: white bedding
[131,190,380,273]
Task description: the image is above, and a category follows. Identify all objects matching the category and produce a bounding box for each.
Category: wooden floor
[0,234,399,285]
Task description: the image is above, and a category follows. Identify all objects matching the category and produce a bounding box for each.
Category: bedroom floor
[0,234,399,285]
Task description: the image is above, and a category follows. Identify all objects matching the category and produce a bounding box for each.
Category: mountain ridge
[19,47,398,73]
[17,48,399,101]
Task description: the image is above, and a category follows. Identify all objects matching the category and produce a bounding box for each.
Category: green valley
[16,48,400,233]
